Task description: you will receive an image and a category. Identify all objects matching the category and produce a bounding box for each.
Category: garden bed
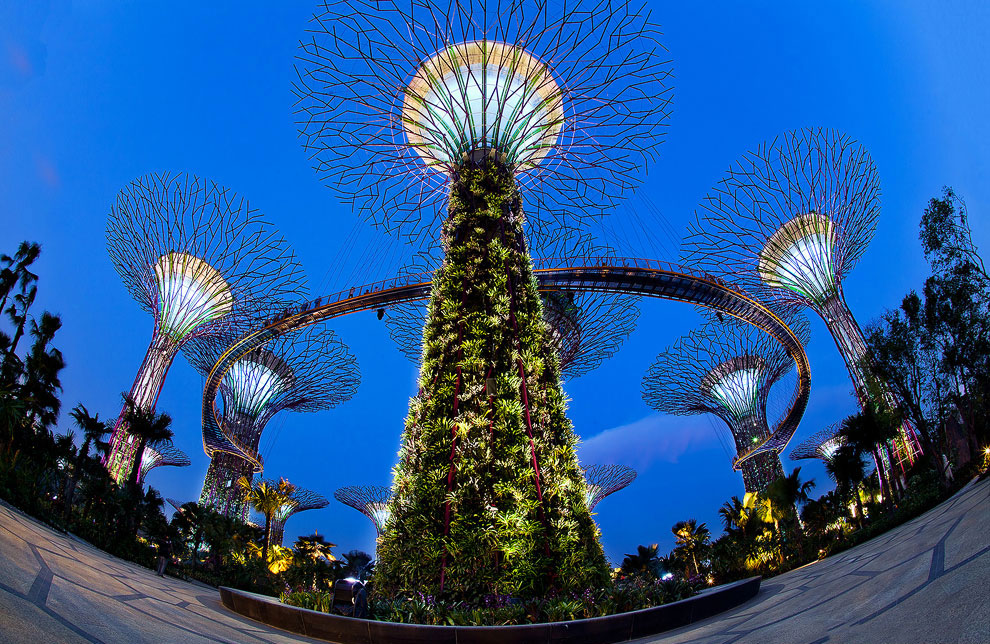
[219,576,760,644]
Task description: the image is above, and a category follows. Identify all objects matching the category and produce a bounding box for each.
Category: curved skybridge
[203,257,810,470]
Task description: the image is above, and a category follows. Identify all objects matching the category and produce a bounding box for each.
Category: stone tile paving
[637,476,990,644]
[0,477,987,644]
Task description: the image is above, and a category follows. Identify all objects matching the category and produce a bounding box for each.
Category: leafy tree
[120,395,173,491]
[840,400,901,502]
[671,519,710,578]
[620,543,663,579]
[239,476,296,561]
[825,444,867,528]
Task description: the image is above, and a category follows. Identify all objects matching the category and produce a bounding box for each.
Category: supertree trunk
[820,289,922,491]
[376,158,608,599]
[199,413,262,521]
[105,328,178,483]
[741,452,786,494]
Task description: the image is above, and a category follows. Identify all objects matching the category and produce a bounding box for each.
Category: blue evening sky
[1,2,987,564]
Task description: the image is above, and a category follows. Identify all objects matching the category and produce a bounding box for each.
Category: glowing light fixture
[224,355,292,419]
[403,40,564,170]
[154,252,233,339]
[758,213,838,304]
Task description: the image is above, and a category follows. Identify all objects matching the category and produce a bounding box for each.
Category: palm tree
[63,405,110,521]
[825,444,868,528]
[120,395,173,490]
[239,476,296,561]
[294,532,337,563]
[0,241,41,315]
[672,519,710,578]
[841,403,901,502]
[21,312,65,432]
[759,468,816,535]
[620,543,662,578]
[171,502,209,570]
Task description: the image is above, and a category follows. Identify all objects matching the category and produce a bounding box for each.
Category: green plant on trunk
[375,158,608,600]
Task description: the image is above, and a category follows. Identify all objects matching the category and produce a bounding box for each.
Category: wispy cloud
[578,413,722,471]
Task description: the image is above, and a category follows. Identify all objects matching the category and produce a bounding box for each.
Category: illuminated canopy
[223,352,293,419]
[403,40,564,170]
[757,213,838,304]
[154,252,234,339]
[701,356,766,422]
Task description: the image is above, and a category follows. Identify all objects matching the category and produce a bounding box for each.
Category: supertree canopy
[334,485,394,538]
[682,128,921,487]
[262,483,329,548]
[104,171,305,483]
[294,0,671,599]
[642,317,809,493]
[386,290,640,379]
[582,464,637,512]
[138,440,190,483]
[789,424,846,464]
[295,0,671,249]
[184,325,359,521]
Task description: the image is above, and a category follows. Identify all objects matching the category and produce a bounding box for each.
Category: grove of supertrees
[138,440,190,483]
[582,464,637,513]
[682,128,922,490]
[334,485,394,539]
[266,484,329,548]
[184,326,360,521]
[642,317,809,494]
[789,424,846,466]
[104,172,304,483]
[294,0,671,598]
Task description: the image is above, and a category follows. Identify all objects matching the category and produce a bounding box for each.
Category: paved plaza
[0,478,987,644]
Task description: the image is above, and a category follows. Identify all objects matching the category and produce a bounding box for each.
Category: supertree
[642,317,810,494]
[138,440,190,483]
[184,325,360,521]
[582,464,637,512]
[789,424,846,465]
[386,290,640,379]
[264,484,329,548]
[104,172,305,483]
[682,128,921,490]
[294,0,671,598]
[334,485,394,539]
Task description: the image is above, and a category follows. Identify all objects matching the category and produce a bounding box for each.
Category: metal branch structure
[334,485,394,538]
[138,440,190,482]
[184,325,359,520]
[682,127,922,487]
[294,0,672,250]
[642,315,809,493]
[387,289,639,379]
[104,171,305,483]
[263,483,329,548]
[789,424,846,465]
[582,464,636,512]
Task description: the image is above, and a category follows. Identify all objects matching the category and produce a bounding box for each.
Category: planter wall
[220,576,760,644]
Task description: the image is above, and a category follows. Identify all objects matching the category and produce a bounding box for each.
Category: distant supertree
[138,440,190,482]
[642,317,809,493]
[582,464,637,512]
[295,0,671,599]
[789,424,846,465]
[683,128,921,487]
[185,326,359,521]
[264,484,329,548]
[387,290,640,379]
[104,172,305,483]
[334,485,394,538]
